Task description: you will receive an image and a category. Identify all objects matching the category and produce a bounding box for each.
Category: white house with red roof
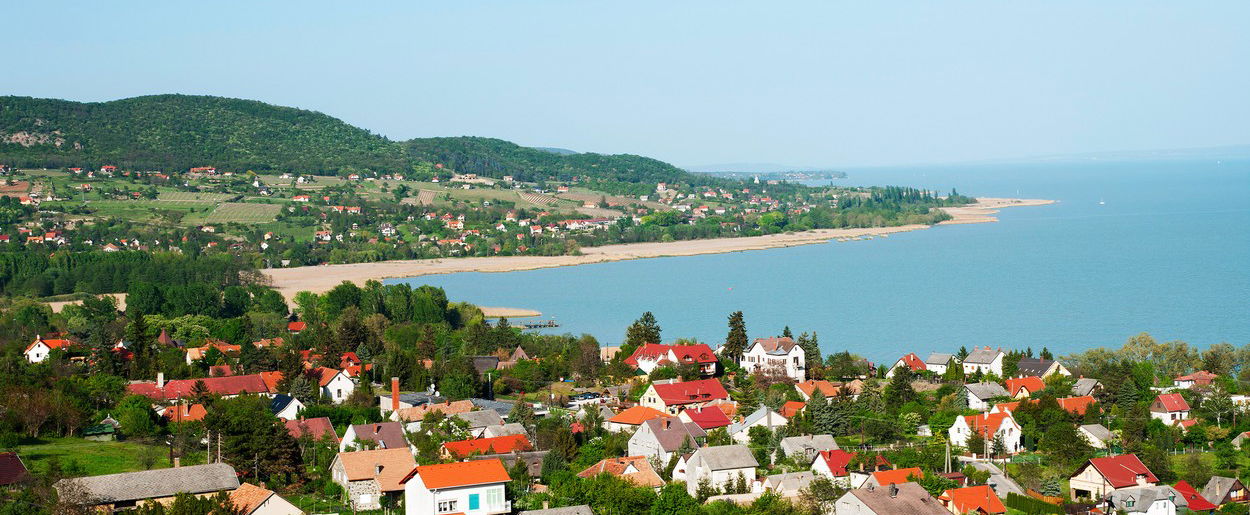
[639,378,732,415]
[1150,393,1191,424]
[401,459,511,515]
[1068,454,1157,501]
[739,337,806,382]
[885,353,926,378]
[948,412,1022,455]
[25,336,75,363]
[310,368,355,404]
[622,343,718,376]
[811,449,891,488]
[1174,370,1218,389]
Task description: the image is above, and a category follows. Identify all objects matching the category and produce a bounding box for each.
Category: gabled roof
[1175,480,1218,511]
[577,456,665,488]
[394,399,476,422]
[641,418,706,452]
[650,378,730,406]
[228,483,276,514]
[623,343,671,366]
[873,467,923,486]
[348,422,407,450]
[442,434,533,458]
[126,374,270,401]
[669,344,718,364]
[0,453,30,486]
[925,352,957,366]
[287,321,306,332]
[1154,393,1190,412]
[54,463,239,504]
[162,403,207,422]
[1084,455,1157,488]
[609,406,671,425]
[962,412,1016,439]
[286,417,338,443]
[402,459,510,490]
[1015,357,1059,376]
[728,405,787,435]
[1073,377,1101,396]
[847,482,947,515]
[690,445,758,471]
[334,448,416,492]
[269,394,298,415]
[940,485,1006,514]
[1080,424,1113,443]
[814,449,890,476]
[965,382,1010,400]
[455,410,506,429]
[1202,475,1244,505]
[779,401,806,418]
[1106,485,1186,512]
[1176,370,1218,382]
[751,337,797,354]
[895,353,926,372]
[964,347,1004,364]
[1005,376,1045,397]
[1058,395,1097,416]
[309,367,348,387]
[779,435,839,457]
[681,406,732,429]
[795,379,841,398]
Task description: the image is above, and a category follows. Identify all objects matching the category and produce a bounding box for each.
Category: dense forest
[0,95,731,187]
[0,250,256,298]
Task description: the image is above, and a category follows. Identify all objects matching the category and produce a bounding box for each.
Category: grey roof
[390,392,444,406]
[764,471,814,494]
[641,418,705,452]
[690,445,758,471]
[1073,378,1101,396]
[1107,485,1185,513]
[520,506,594,515]
[471,356,500,375]
[349,422,408,450]
[483,423,529,439]
[55,463,239,504]
[779,435,839,457]
[1203,476,1243,504]
[727,405,787,435]
[924,353,956,366]
[1080,424,1113,443]
[964,347,1003,364]
[845,482,947,514]
[471,398,515,418]
[964,382,1010,400]
[455,410,505,428]
[1015,357,1057,376]
[468,450,549,477]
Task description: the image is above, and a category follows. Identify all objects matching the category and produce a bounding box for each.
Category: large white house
[948,412,1023,455]
[402,459,511,515]
[622,343,719,376]
[738,337,806,382]
[311,368,356,404]
[683,445,758,496]
[962,347,1005,376]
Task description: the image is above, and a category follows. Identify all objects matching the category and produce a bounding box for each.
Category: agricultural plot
[415,189,437,205]
[196,202,282,223]
[518,191,559,206]
[157,191,235,202]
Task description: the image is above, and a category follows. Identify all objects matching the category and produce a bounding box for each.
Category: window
[486,487,504,508]
[360,494,372,505]
[437,500,458,513]
[469,493,480,510]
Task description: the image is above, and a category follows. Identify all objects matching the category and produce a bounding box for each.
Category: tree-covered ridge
[0,94,407,173]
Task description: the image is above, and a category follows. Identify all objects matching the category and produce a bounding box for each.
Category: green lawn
[16,436,206,476]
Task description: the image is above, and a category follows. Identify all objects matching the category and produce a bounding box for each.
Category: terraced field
[416,189,437,205]
[195,202,283,223]
[157,191,236,202]
[518,191,558,206]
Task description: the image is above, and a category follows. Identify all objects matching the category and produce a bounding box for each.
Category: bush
[1004,493,1062,514]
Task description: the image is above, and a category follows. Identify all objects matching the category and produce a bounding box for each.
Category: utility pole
[945,439,951,473]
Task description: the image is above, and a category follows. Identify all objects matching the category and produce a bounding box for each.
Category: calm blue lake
[394,159,1250,362]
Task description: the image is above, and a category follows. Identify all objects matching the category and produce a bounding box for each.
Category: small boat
[1098,198,1105,205]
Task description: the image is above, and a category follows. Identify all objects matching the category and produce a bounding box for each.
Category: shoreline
[262,197,1055,300]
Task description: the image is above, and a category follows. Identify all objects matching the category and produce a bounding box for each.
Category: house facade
[401,459,511,515]
[739,337,805,381]
[962,347,1005,376]
[1069,455,1158,501]
[638,378,731,415]
[948,412,1023,455]
[682,445,758,496]
[627,418,705,463]
[1150,394,1191,424]
[331,448,416,510]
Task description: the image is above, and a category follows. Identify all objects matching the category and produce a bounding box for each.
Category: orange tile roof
[401,458,511,489]
[335,448,416,492]
[963,412,1015,439]
[229,482,275,514]
[1058,395,1097,416]
[394,400,475,422]
[779,401,806,418]
[1005,376,1045,397]
[162,403,207,422]
[608,406,671,425]
[577,456,665,488]
[442,434,532,458]
[873,467,923,485]
[941,485,1006,514]
[796,379,840,398]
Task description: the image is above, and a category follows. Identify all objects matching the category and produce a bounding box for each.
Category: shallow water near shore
[393,159,1250,362]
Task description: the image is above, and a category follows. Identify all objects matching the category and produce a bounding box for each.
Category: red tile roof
[286,417,338,443]
[442,434,533,458]
[126,374,270,401]
[401,458,511,489]
[162,403,207,422]
[940,485,1006,514]
[1176,370,1218,382]
[1005,376,1045,397]
[779,401,806,418]
[896,353,926,372]
[815,450,891,477]
[1155,393,1191,412]
[26,337,74,353]
[873,467,923,485]
[651,379,730,406]
[796,379,841,398]
[1174,480,1218,511]
[608,406,671,425]
[1057,395,1097,416]
[1086,455,1157,488]
[287,321,306,332]
[669,344,718,365]
[229,483,275,514]
[681,406,732,429]
[963,412,1015,439]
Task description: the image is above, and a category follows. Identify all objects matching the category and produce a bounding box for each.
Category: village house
[1150,393,1191,423]
[228,482,303,515]
[308,367,355,404]
[1202,476,1250,506]
[455,410,507,438]
[331,448,416,510]
[622,343,718,376]
[627,418,705,463]
[54,463,239,511]
[0,453,31,488]
[1175,370,1218,389]
[794,379,841,401]
[1079,424,1114,449]
[834,482,948,515]
[924,353,959,375]
[605,405,671,432]
[24,335,75,363]
[962,347,1006,376]
[778,435,839,462]
[1005,376,1046,399]
[726,405,787,444]
[737,337,806,381]
[340,422,410,452]
[401,459,511,515]
[1103,485,1186,514]
[948,412,1023,455]
[127,373,270,401]
[885,352,926,378]
[939,484,1007,514]
[441,434,533,460]
[964,382,1010,411]
[811,449,891,488]
[1175,480,1219,512]
[285,417,339,444]
[638,378,731,415]
[577,456,665,489]
[677,406,732,431]
[1015,357,1071,378]
[1069,454,1157,501]
[682,445,758,496]
[269,394,304,421]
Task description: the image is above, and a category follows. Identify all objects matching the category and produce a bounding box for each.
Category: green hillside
[0,94,728,187]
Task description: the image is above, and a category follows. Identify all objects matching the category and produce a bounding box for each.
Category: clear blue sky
[7,2,1249,167]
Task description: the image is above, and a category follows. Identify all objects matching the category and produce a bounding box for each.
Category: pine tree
[1040,347,1053,360]
[782,326,793,339]
[125,312,154,379]
[722,311,748,362]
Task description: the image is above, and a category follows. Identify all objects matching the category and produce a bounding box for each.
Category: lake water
[393,159,1250,362]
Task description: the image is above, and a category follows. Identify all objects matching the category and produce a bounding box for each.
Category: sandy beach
[262,197,1054,300]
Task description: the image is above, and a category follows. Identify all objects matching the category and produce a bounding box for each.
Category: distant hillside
[0,95,408,173]
[529,146,579,155]
[0,94,727,186]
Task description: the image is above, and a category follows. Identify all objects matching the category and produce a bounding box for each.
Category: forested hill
[0,95,408,173]
[0,94,726,186]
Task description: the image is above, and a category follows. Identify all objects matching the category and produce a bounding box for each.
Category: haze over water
[396,159,1250,363]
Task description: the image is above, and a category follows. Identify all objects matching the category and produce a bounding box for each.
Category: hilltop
[0,94,724,187]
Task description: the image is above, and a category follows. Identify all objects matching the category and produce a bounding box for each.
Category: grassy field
[157,191,236,202]
[16,436,206,476]
[42,200,209,224]
[193,202,283,224]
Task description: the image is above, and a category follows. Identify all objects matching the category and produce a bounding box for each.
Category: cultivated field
[157,191,235,202]
[518,191,558,206]
[196,202,283,223]
[415,189,437,206]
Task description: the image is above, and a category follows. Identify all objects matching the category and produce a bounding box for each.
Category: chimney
[391,377,400,412]
[157,372,165,389]
[376,465,384,474]
[890,483,899,498]
[173,457,181,467]
[543,501,550,510]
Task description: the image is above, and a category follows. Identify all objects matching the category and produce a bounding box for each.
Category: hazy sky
[7,2,1249,167]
